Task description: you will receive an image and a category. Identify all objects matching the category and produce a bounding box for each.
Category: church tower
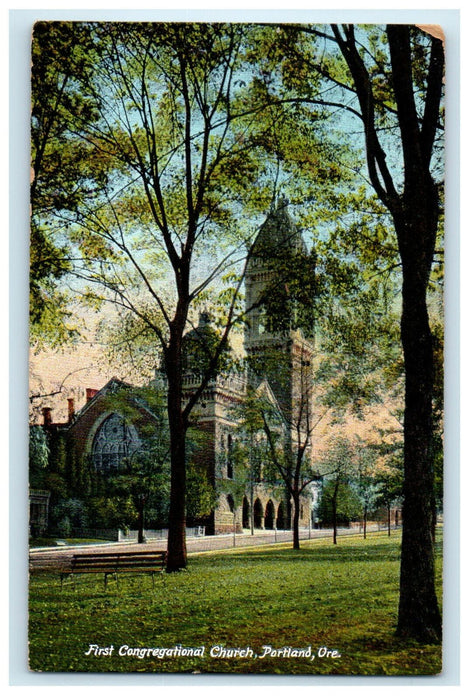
[244,198,315,424]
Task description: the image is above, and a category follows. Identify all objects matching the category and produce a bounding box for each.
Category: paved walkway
[29,524,398,572]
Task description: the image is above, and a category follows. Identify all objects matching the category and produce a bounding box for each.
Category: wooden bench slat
[57,549,167,588]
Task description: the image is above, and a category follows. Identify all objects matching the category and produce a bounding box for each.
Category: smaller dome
[182,311,229,374]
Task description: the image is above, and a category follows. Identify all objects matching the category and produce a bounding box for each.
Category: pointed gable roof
[251,376,286,424]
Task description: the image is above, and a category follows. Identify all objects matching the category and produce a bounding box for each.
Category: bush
[51,498,88,534]
[317,480,362,526]
[57,516,71,538]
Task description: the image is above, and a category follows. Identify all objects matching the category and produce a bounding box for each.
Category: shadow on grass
[202,541,403,566]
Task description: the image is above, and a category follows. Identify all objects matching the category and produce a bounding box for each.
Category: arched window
[227,434,234,479]
[92,413,140,474]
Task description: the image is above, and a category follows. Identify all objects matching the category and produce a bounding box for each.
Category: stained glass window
[92,413,140,473]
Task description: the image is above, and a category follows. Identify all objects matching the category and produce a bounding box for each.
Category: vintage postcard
[23,13,455,680]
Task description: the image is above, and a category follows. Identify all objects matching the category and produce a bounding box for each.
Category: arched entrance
[276,501,286,530]
[242,496,250,529]
[227,494,235,513]
[254,498,263,529]
[265,500,275,530]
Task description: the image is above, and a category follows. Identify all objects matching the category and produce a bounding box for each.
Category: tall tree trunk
[166,411,188,571]
[292,492,300,550]
[394,200,442,642]
[165,333,188,572]
[331,23,444,643]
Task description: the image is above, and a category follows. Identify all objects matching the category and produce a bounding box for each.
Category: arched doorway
[254,498,263,529]
[265,500,275,529]
[227,494,235,513]
[276,502,286,530]
[242,496,250,529]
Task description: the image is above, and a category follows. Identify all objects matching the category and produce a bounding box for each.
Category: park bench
[59,550,167,589]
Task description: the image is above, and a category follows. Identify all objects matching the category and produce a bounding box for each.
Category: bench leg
[60,573,75,590]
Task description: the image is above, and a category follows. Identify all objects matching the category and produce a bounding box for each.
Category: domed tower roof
[182,311,231,375]
[250,197,306,267]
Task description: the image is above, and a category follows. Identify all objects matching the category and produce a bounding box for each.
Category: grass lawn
[28,530,442,676]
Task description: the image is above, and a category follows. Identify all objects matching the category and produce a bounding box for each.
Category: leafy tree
[257,23,443,641]
[354,443,382,539]
[109,445,170,544]
[31,22,283,571]
[374,461,404,537]
[93,384,170,541]
[316,436,359,544]
[186,464,217,526]
[316,480,361,531]
[238,361,326,549]
[326,23,444,643]
[30,22,104,346]
[86,495,137,531]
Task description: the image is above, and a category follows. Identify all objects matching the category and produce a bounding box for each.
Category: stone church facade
[31,201,320,536]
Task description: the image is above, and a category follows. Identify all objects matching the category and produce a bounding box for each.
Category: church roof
[251,198,306,263]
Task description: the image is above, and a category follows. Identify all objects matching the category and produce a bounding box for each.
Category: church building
[30,201,320,537]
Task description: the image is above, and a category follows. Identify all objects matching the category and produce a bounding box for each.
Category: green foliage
[87,495,137,530]
[249,242,318,338]
[186,466,217,522]
[91,385,171,529]
[107,448,170,530]
[181,313,232,376]
[51,498,89,534]
[231,386,285,481]
[29,426,50,488]
[35,432,70,518]
[317,480,361,526]
[374,467,403,511]
[42,472,69,502]
[30,22,105,346]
